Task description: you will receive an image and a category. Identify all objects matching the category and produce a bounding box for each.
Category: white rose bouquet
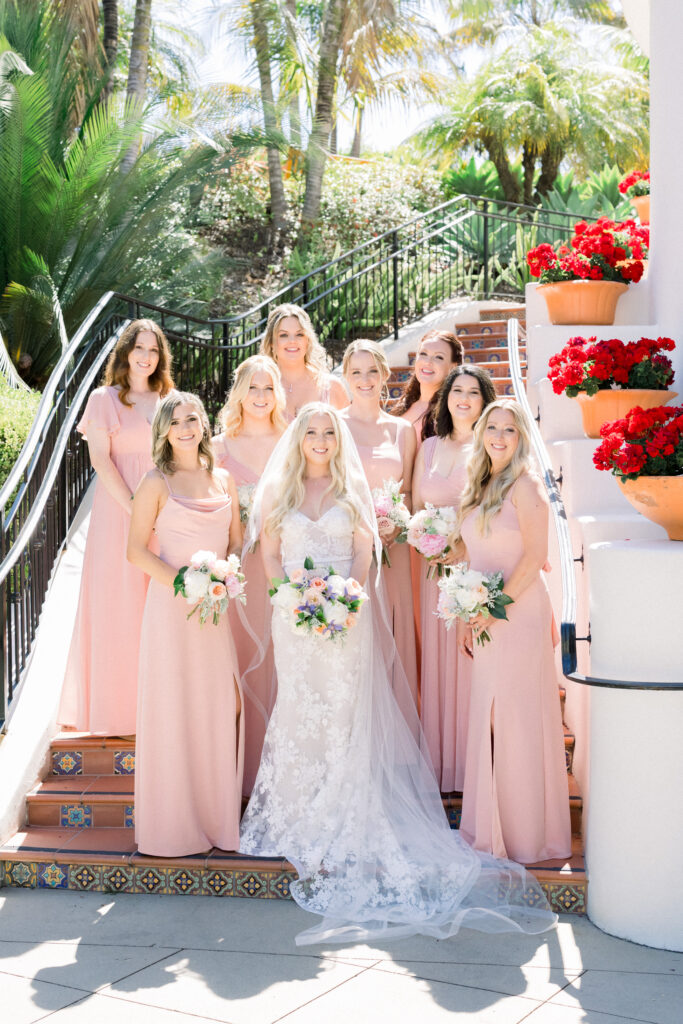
[371,478,411,566]
[173,550,246,626]
[436,563,513,645]
[269,556,367,641]
[237,483,256,525]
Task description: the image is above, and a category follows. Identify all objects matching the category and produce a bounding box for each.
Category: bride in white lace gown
[240,403,556,945]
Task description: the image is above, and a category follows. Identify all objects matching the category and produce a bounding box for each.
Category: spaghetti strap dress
[135,480,244,857]
[459,488,571,864]
[415,435,471,791]
[58,386,159,735]
[355,422,418,709]
[213,435,275,796]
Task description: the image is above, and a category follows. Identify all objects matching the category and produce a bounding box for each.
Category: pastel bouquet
[371,478,411,566]
[269,556,368,641]
[406,503,459,577]
[173,550,246,626]
[237,483,256,525]
[436,564,513,645]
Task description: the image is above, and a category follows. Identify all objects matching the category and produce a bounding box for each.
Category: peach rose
[210,581,227,600]
[309,577,326,590]
[289,567,305,584]
[303,588,323,606]
[345,578,364,597]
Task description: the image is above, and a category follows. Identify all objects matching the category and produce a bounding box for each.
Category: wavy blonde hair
[152,392,215,475]
[456,399,533,538]
[217,354,287,436]
[103,318,174,407]
[341,338,391,404]
[265,403,361,536]
[260,303,329,382]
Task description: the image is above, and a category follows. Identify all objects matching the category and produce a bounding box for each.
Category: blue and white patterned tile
[52,751,82,776]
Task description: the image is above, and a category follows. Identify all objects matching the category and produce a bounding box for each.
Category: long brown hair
[393,330,464,440]
[103,318,174,407]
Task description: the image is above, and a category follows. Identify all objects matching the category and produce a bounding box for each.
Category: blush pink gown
[355,423,419,709]
[58,386,158,735]
[459,487,571,864]
[135,481,244,856]
[416,436,471,792]
[213,435,274,796]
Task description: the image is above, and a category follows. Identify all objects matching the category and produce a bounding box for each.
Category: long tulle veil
[241,404,557,945]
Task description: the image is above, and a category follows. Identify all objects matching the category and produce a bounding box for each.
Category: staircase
[387,308,526,404]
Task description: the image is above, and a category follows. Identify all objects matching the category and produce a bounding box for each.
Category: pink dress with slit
[459,486,571,864]
[58,386,159,735]
[416,435,471,791]
[355,423,418,710]
[213,435,275,796]
[135,480,244,856]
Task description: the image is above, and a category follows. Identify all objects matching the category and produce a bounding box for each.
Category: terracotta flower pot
[631,195,650,223]
[538,281,629,326]
[575,389,679,439]
[620,476,683,540]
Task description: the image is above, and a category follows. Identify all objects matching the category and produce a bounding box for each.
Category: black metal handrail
[507,318,683,691]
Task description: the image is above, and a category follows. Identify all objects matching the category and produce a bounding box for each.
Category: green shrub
[0,381,41,492]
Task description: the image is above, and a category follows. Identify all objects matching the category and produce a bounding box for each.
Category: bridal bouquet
[436,564,513,645]
[237,483,256,525]
[174,550,246,626]
[269,556,368,641]
[406,503,459,577]
[371,478,411,566]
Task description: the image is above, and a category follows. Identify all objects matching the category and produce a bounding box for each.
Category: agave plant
[0,0,236,383]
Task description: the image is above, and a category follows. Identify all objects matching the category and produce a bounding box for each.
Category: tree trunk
[536,145,564,198]
[251,0,288,242]
[102,0,118,103]
[351,106,363,157]
[483,133,521,205]
[299,0,349,235]
[284,0,301,149]
[125,0,153,109]
[522,142,536,207]
[329,119,338,155]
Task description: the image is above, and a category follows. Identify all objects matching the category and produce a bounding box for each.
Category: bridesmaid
[412,365,496,791]
[340,340,418,708]
[456,399,571,864]
[394,330,463,445]
[259,303,348,419]
[58,319,174,736]
[212,354,287,795]
[128,392,244,856]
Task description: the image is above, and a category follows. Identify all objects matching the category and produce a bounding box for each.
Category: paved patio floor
[0,889,681,1024]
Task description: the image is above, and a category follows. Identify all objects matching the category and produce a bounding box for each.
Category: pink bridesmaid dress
[59,386,158,735]
[135,479,244,856]
[355,424,419,708]
[213,435,274,796]
[416,435,471,791]
[459,486,571,864]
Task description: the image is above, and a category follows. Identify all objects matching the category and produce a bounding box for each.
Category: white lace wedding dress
[240,505,556,945]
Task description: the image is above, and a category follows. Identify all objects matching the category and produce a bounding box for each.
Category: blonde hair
[103,318,174,407]
[456,399,533,538]
[341,338,391,403]
[217,355,287,436]
[265,403,361,536]
[260,303,329,381]
[152,392,215,475]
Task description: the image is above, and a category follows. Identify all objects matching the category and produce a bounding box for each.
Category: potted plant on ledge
[593,405,683,540]
[618,170,650,224]
[547,335,677,437]
[527,218,649,325]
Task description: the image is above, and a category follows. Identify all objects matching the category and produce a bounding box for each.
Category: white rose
[189,550,216,569]
[325,574,347,598]
[326,601,350,627]
[461,568,485,590]
[457,589,480,614]
[433,517,452,536]
[183,567,210,603]
[226,553,241,574]
[272,584,301,615]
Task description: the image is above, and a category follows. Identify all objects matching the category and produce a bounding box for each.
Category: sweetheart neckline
[291,506,345,526]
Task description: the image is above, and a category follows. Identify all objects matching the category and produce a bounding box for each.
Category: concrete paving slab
[0,970,87,1024]
[370,960,582,1002]
[40,992,236,1024]
[0,938,182,993]
[98,949,372,1024]
[279,965,544,1024]
[522,1005,641,1024]
[548,969,683,1024]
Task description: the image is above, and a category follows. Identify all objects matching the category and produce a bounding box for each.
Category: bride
[240,402,557,945]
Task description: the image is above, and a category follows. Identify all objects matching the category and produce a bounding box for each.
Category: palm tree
[421,21,648,206]
[250,0,288,243]
[126,0,153,108]
[102,0,118,102]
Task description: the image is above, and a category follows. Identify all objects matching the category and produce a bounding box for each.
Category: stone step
[0,827,586,914]
[386,379,516,404]
[455,320,509,337]
[26,776,135,829]
[50,734,135,777]
[479,307,526,323]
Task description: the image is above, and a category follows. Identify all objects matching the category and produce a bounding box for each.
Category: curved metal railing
[507,317,683,691]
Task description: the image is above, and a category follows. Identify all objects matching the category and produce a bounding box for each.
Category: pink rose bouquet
[407,503,459,577]
[371,478,411,566]
[269,556,368,641]
[173,550,246,625]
